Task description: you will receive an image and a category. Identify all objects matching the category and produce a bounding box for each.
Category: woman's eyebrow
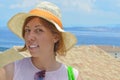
[25,24,43,29]
[35,24,43,28]
[25,26,29,28]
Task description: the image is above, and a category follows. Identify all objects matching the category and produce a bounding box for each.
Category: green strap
[67,66,75,80]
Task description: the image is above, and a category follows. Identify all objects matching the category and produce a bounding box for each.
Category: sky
[0,0,120,28]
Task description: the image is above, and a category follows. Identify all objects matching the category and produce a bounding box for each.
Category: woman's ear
[53,34,59,43]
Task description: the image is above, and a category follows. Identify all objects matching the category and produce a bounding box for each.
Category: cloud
[65,0,120,14]
[61,0,96,13]
[10,0,95,13]
[115,0,120,8]
[8,0,120,26]
[0,3,4,8]
[10,0,42,9]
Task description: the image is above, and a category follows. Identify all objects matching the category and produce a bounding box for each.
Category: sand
[0,45,120,80]
[57,45,120,80]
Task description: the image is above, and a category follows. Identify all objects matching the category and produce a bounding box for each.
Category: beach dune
[57,45,120,80]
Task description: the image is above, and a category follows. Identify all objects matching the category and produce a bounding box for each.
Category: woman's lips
[29,44,39,49]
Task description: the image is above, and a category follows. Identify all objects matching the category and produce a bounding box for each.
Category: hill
[57,45,120,80]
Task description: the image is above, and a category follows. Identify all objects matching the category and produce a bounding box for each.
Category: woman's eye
[35,29,43,33]
[24,29,30,33]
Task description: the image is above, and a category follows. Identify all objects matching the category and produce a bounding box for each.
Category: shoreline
[1,44,120,52]
[1,45,120,58]
[75,45,120,52]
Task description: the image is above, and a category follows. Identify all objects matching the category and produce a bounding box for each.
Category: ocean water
[0,27,120,51]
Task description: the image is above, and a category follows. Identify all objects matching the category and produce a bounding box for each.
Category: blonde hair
[20,16,66,55]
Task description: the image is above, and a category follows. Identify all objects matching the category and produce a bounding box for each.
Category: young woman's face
[24,17,58,57]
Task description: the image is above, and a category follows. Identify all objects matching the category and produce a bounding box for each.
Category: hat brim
[8,13,77,51]
[0,46,31,68]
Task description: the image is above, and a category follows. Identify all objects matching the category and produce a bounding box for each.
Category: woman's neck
[31,54,61,72]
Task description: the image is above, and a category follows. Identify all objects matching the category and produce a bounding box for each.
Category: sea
[0,26,120,52]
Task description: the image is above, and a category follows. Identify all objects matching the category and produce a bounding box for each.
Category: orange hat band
[29,9,63,28]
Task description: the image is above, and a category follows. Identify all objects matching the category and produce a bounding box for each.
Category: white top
[13,58,79,80]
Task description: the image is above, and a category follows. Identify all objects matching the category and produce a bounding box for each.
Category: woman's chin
[29,50,39,57]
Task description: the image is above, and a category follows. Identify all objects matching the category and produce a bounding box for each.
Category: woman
[2,1,81,80]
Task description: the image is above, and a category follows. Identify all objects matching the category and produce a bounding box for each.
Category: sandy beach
[0,45,120,80]
[57,45,120,80]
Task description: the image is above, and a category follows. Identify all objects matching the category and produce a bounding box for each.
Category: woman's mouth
[29,45,39,49]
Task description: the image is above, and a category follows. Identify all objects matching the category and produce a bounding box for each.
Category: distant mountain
[1,25,120,33]
[64,26,120,32]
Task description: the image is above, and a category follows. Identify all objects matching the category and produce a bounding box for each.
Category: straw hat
[0,46,31,68]
[8,1,77,51]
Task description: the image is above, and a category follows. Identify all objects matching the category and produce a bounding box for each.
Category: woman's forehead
[25,18,45,27]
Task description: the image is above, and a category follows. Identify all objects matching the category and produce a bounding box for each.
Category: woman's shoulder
[0,67,6,80]
[14,57,30,64]
[3,58,31,80]
[4,58,30,74]
[4,62,14,80]
[72,67,79,79]
[68,66,82,80]
[65,65,79,80]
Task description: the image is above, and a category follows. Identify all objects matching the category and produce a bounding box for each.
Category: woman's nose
[26,31,36,42]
